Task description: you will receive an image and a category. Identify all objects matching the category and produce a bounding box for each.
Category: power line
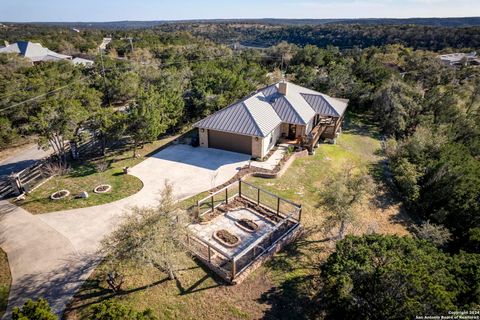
[0,76,89,114]
[0,51,279,114]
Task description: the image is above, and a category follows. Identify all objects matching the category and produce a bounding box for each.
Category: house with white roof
[194,81,348,159]
[437,52,479,66]
[0,41,72,63]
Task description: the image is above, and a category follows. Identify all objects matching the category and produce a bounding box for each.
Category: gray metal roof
[194,91,282,137]
[0,41,71,62]
[194,81,348,137]
[301,93,347,117]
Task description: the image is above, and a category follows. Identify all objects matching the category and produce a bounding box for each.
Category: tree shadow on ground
[258,274,316,320]
[68,163,97,178]
[174,258,224,296]
[368,153,419,232]
[265,226,332,275]
[342,112,381,140]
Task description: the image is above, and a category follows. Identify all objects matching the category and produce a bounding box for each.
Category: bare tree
[413,220,452,247]
[320,165,373,240]
[100,182,190,290]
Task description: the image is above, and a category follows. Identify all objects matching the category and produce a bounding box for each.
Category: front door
[288,124,297,140]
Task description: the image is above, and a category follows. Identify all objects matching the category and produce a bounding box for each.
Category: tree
[372,77,423,137]
[320,235,459,320]
[30,83,101,168]
[87,301,157,320]
[107,71,140,104]
[320,166,373,240]
[100,182,190,282]
[0,117,17,149]
[126,83,183,155]
[12,299,57,320]
[88,107,126,156]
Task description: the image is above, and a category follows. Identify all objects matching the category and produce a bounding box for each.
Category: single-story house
[194,81,348,158]
[437,52,480,66]
[0,41,72,63]
[72,57,95,67]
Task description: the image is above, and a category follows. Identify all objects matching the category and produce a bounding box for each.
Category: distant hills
[4,17,480,29]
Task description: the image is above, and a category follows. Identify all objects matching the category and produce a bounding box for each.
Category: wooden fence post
[239,180,242,198]
[231,259,236,280]
[208,245,211,263]
[277,198,280,216]
[257,188,260,205]
[211,195,214,213]
[225,188,228,204]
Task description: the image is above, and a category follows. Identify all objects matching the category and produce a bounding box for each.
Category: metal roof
[301,93,348,117]
[0,41,72,62]
[194,81,348,137]
[194,91,282,137]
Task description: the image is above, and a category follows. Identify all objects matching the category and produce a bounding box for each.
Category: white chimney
[278,82,288,95]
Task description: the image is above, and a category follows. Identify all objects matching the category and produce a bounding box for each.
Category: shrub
[321,235,459,319]
[11,299,57,320]
[87,301,157,320]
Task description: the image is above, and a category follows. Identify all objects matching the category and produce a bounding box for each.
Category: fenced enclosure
[189,180,302,283]
[197,180,302,222]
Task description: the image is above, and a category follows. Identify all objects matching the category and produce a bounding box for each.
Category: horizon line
[1,16,480,24]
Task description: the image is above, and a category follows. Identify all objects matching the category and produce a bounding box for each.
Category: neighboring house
[0,41,72,63]
[437,52,480,66]
[99,37,112,51]
[194,81,348,159]
[72,57,94,67]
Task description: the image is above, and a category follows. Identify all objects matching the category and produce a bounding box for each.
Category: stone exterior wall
[199,128,209,148]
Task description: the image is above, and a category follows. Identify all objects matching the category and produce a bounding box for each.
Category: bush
[87,301,157,320]
[320,234,479,319]
[12,299,57,320]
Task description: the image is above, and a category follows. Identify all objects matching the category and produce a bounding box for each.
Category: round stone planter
[93,184,112,194]
[235,218,259,233]
[50,190,70,200]
[213,229,241,248]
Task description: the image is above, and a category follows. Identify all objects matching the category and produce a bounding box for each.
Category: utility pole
[99,48,110,106]
[127,37,134,53]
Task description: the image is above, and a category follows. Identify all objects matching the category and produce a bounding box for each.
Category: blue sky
[0,0,478,22]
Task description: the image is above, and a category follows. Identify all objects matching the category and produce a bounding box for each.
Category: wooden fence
[0,135,98,199]
[197,180,302,222]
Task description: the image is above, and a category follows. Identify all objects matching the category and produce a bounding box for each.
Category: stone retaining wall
[252,149,309,179]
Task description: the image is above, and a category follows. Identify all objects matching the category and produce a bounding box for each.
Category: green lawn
[15,136,178,214]
[65,113,412,320]
[0,249,11,319]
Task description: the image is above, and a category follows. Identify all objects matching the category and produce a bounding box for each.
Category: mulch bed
[237,218,258,232]
[216,229,240,245]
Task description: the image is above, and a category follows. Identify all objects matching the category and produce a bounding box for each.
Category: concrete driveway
[0,145,249,317]
[0,145,52,178]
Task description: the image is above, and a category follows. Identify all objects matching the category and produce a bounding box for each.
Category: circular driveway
[0,145,250,317]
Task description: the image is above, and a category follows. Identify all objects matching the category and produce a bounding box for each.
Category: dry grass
[65,113,412,320]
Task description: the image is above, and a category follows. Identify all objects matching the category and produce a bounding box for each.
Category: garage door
[208,130,252,155]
